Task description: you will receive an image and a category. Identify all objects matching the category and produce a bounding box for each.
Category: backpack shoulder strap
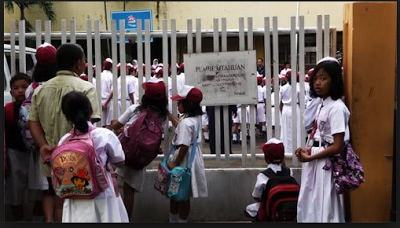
[278,166,291,176]
[261,168,276,179]
[5,102,15,125]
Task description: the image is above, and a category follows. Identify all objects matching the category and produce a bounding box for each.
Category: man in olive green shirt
[28,43,101,222]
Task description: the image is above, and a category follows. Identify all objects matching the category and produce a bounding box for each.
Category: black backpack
[256,166,300,222]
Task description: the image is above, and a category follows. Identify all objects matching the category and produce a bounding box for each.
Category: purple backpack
[323,142,365,194]
[51,127,109,199]
[119,110,163,170]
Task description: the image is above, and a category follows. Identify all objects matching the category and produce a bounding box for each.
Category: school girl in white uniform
[168,85,208,223]
[279,70,301,155]
[295,57,350,223]
[59,91,128,223]
[111,79,168,221]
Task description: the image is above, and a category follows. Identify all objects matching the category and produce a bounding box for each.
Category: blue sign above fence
[110,10,153,43]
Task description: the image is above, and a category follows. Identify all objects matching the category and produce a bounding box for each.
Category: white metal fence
[5,15,335,168]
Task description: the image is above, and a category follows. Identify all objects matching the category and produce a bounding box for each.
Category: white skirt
[62,173,129,223]
[280,104,301,154]
[168,145,208,198]
[297,147,345,223]
[101,99,114,126]
[115,166,145,193]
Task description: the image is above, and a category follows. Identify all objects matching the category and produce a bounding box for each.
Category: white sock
[178,218,188,223]
[204,132,209,140]
[239,132,243,140]
[169,213,179,223]
[233,134,237,141]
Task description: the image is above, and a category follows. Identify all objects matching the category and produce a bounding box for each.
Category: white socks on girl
[169,213,188,223]
[169,213,179,223]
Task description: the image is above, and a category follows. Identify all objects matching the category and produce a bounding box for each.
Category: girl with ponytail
[58,91,129,222]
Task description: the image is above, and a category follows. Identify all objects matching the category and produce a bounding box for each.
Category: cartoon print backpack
[119,110,163,170]
[256,167,300,222]
[51,127,109,199]
[19,82,40,151]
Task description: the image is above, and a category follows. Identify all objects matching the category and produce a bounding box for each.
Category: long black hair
[181,100,203,117]
[61,91,92,133]
[309,60,344,100]
[134,94,168,121]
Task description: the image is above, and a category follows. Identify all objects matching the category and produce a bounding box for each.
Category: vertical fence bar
[187,20,193,54]
[299,16,306,153]
[195,19,205,161]
[137,19,144,102]
[196,19,201,54]
[70,19,76,44]
[332,28,337,58]
[111,20,119,121]
[213,18,222,167]
[221,18,230,167]
[248,17,256,167]
[10,20,16,77]
[61,19,67,44]
[272,17,280,140]
[94,20,103,127]
[290,16,298,167]
[316,15,323,62]
[162,19,170,156]
[239,17,247,167]
[45,20,51,44]
[87,20,93,83]
[19,20,26,74]
[324,15,330,57]
[120,20,127,114]
[145,20,151,81]
[171,19,178,127]
[36,20,41,47]
[264,17,272,142]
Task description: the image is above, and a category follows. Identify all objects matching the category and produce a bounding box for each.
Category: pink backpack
[119,110,163,170]
[51,127,109,199]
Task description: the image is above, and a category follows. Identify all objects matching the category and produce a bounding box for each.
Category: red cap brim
[171,94,184,101]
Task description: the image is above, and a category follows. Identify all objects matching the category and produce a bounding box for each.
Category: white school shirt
[176,73,185,92]
[304,97,322,132]
[101,70,114,100]
[279,83,300,105]
[314,96,350,144]
[59,122,128,222]
[110,76,135,101]
[257,85,266,103]
[170,115,208,198]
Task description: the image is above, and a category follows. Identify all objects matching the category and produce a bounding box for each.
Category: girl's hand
[298,150,314,163]
[295,147,303,158]
[304,147,312,155]
[167,161,177,169]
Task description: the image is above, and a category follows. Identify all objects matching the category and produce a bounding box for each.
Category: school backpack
[19,82,40,151]
[119,110,163,170]
[256,167,300,222]
[50,127,109,199]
